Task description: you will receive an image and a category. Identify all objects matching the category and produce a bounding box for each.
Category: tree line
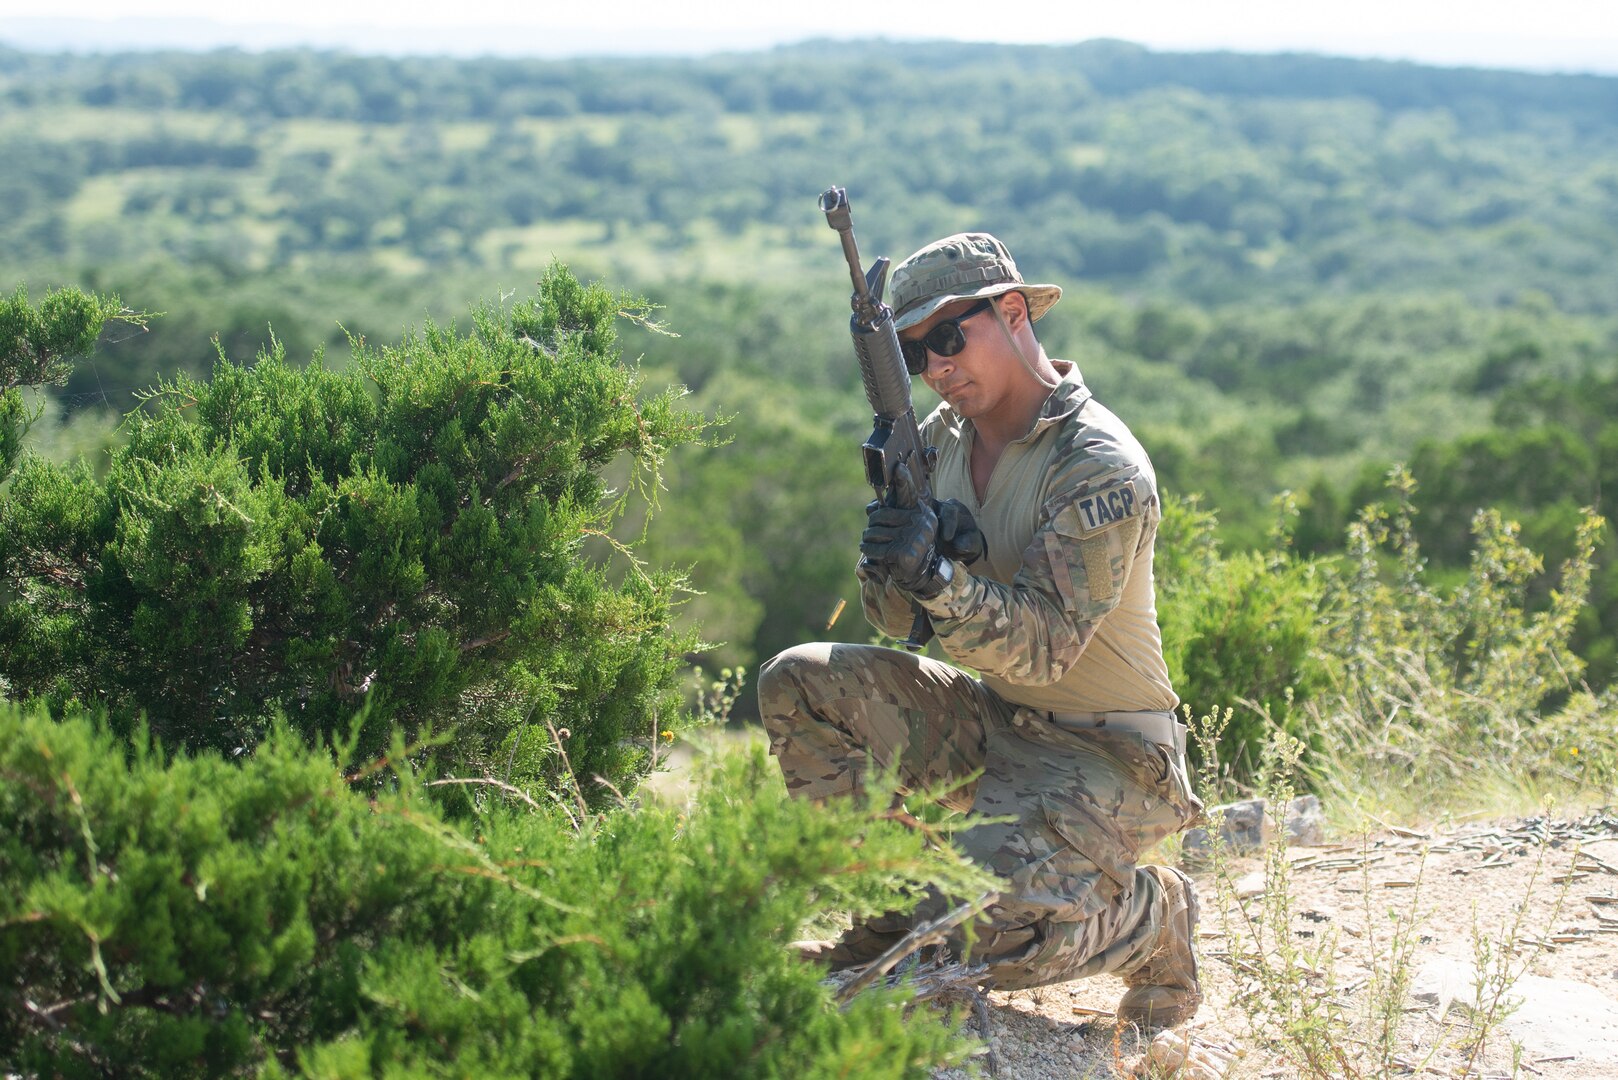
[4,41,1617,311]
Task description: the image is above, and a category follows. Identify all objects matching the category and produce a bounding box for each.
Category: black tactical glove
[863,498,986,568]
[860,462,948,599]
[936,498,987,566]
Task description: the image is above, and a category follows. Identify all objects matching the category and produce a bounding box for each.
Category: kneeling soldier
[760,232,1203,1028]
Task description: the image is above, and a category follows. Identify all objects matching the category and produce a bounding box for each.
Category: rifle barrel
[819,186,876,311]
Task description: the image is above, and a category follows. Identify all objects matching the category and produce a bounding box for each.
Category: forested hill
[4,40,1618,685]
[7,37,1618,128]
[4,40,1618,312]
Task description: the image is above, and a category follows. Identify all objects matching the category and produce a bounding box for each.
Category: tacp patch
[1068,479,1140,537]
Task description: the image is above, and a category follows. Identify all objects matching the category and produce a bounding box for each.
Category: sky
[2,0,1617,75]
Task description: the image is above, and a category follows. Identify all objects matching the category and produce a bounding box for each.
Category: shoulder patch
[1068,479,1140,538]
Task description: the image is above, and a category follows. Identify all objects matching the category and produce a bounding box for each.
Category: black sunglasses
[899,299,994,375]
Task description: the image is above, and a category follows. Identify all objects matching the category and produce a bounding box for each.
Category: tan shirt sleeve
[917,467,1155,686]
[858,560,921,638]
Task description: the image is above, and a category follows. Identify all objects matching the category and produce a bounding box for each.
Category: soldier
[759,232,1204,1028]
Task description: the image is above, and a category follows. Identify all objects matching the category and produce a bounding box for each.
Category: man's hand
[861,462,948,599]
[937,499,986,566]
[863,499,985,566]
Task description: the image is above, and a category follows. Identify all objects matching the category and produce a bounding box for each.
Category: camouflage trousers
[758,641,1202,991]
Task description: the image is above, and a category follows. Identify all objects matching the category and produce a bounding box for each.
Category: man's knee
[757,641,830,699]
[756,642,836,730]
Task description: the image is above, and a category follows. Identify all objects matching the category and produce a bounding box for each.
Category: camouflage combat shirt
[860,360,1178,714]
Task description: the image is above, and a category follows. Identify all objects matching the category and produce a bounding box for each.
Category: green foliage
[0,284,138,481]
[1309,466,1613,805]
[1343,366,1618,686]
[1335,465,1596,725]
[1157,495,1332,777]
[0,284,120,389]
[0,701,990,1078]
[625,370,875,676]
[1158,472,1616,809]
[0,267,712,795]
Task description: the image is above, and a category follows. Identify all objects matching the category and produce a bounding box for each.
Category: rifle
[819,185,936,651]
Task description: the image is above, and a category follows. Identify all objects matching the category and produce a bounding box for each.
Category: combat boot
[791,921,909,971]
[1117,864,1201,1029]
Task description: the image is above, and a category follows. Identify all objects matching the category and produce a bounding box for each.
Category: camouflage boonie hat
[888,232,1062,331]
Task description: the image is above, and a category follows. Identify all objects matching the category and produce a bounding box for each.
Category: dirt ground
[933,813,1618,1079]
[645,736,1618,1078]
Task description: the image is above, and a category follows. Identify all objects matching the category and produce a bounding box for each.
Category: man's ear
[999,290,1031,330]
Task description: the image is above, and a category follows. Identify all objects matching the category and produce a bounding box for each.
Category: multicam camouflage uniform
[760,237,1201,991]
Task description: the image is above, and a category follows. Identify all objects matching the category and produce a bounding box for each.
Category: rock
[1181,796,1326,866]
[1233,869,1267,899]
[1129,1031,1238,1079]
[1503,975,1618,1062]
[1409,960,1618,1063]
[1410,956,1476,1019]
[1285,794,1325,846]
[1181,799,1269,864]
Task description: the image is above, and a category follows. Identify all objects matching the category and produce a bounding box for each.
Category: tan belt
[1042,709,1187,759]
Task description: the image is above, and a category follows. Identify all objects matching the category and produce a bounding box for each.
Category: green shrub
[0,266,711,795]
[1157,495,1332,777]
[0,702,989,1078]
[1309,465,1612,805]
[0,285,142,482]
[1158,473,1616,809]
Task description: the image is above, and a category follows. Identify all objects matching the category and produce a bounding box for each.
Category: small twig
[459,630,512,653]
[424,777,541,811]
[545,719,592,828]
[579,526,653,586]
[1575,850,1618,874]
[23,994,95,1029]
[59,771,100,884]
[648,702,661,772]
[973,990,997,1077]
[376,803,581,913]
[593,774,631,810]
[835,891,998,1004]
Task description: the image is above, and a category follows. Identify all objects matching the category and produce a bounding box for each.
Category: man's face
[900,295,1015,419]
